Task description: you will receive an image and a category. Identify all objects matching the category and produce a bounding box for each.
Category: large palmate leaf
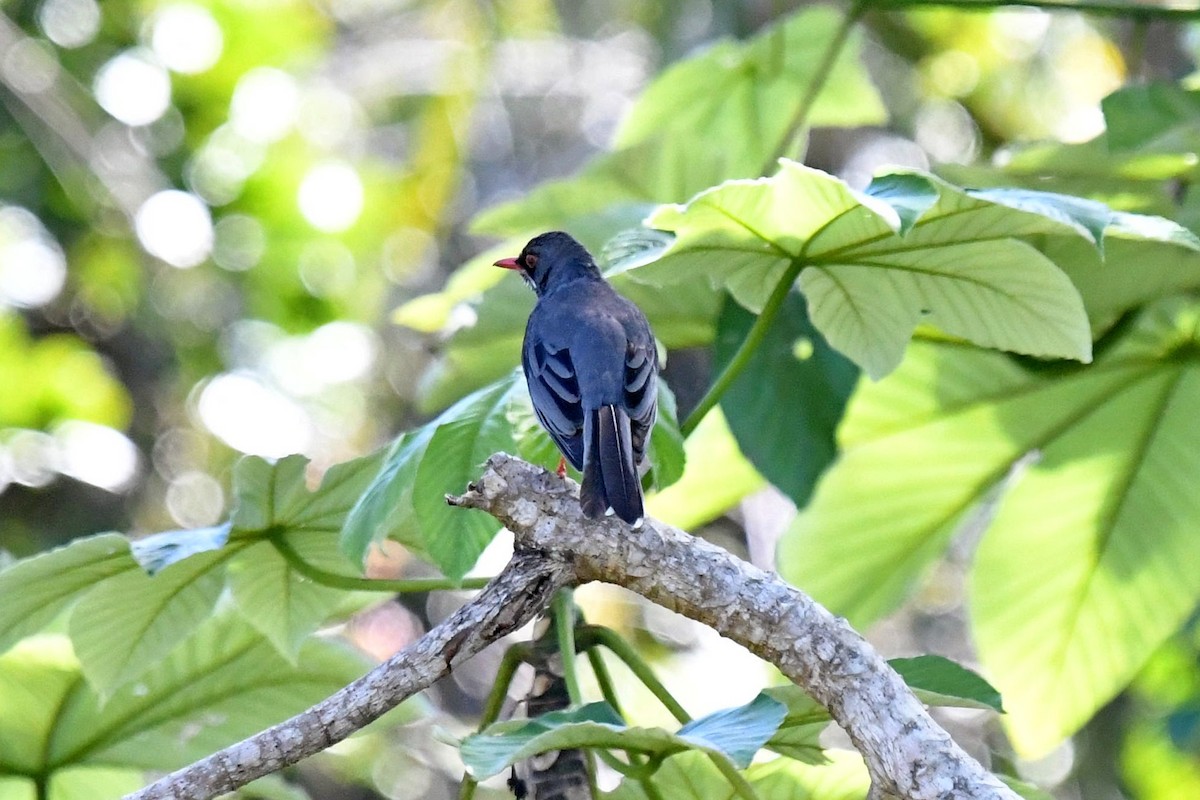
[68,548,233,695]
[779,298,1200,756]
[0,534,137,657]
[638,161,1098,378]
[0,614,374,793]
[227,453,383,659]
[473,6,883,239]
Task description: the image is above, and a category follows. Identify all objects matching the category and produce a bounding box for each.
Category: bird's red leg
[556,456,567,478]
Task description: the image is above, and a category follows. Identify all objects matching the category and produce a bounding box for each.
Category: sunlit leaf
[0,534,136,657]
[604,748,870,800]
[779,298,1200,756]
[640,162,1094,378]
[25,614,373,773]
[68,548,233,695]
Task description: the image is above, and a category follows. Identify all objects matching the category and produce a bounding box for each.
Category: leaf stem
[458,642,533,800]
[271,534,491,593]
[760,0,867,174]
[578,625,691,724]
[680,258,805,436]
[712,756,762,800]
[553,589,584,705]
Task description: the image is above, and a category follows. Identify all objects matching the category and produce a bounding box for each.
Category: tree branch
[450,455,1020,800]
[125,453,1018,800]
[123,551,571,800]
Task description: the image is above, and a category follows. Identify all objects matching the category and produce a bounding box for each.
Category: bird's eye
[524,253,539,271]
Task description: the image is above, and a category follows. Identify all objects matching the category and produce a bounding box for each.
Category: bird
[494,231,657,525]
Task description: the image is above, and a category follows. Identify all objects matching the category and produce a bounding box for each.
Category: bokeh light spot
[197,372,313,457]
[37,0,101,49]
[94,49,172,126]
[0,206,67,308]
[56,421,140,492]
[166,470,225,527]
[135,190,213,268]
[230,67,299,143]
[213,214,266,271]
[298,161,364,232]
[150,4,223,74]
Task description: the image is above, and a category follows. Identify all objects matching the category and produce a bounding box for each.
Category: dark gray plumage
[495,231,657,524]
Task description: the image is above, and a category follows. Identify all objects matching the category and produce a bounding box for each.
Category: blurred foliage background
[2,0,1199,798]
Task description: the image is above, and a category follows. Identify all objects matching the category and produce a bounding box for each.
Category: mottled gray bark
[125,453,1018,800]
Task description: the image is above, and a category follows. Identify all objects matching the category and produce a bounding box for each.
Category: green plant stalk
[458,642,532,800]
[586,646,625,720]
[553,589,584,705]
[587,645,669,799]
[681,258,806,437]
[272,534,491,593]
[712,756,762,800]
[760,0,867,173]
[579,625,691,724]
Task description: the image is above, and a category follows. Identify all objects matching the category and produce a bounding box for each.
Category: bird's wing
[524,337,586,470]
[623,338,657,465]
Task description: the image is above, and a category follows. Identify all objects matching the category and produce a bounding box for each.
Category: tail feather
[580,405,643,524]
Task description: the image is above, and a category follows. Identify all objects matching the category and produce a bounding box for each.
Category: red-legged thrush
[495,231,657,525]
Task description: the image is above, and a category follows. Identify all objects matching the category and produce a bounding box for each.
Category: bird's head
[494,231,597,296]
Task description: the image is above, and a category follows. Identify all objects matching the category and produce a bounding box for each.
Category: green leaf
[8,615,372,774]
[227,539,344,661]
[715,289,858,506]
[461,703,625,779]
[762,686,832,765]
[68,548,233,695]
[760,661,997,766]
[0,635,80,775]
[778,298,1200,756]
[1101,83,1200,152]
[0,534,136,657]
[462,694,785,780]
[888,655,1003,713]
[230,451,384,535]
[999,775,1056,800]
[646,378,686,491]
[646,407,765,531]
[675,692,788,768]
[605,749,870,800]
[343,371,550,577]
[47,768,143,800]
[226,451,383,658]
[613,6,884,151]
[641,161,1094,379]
